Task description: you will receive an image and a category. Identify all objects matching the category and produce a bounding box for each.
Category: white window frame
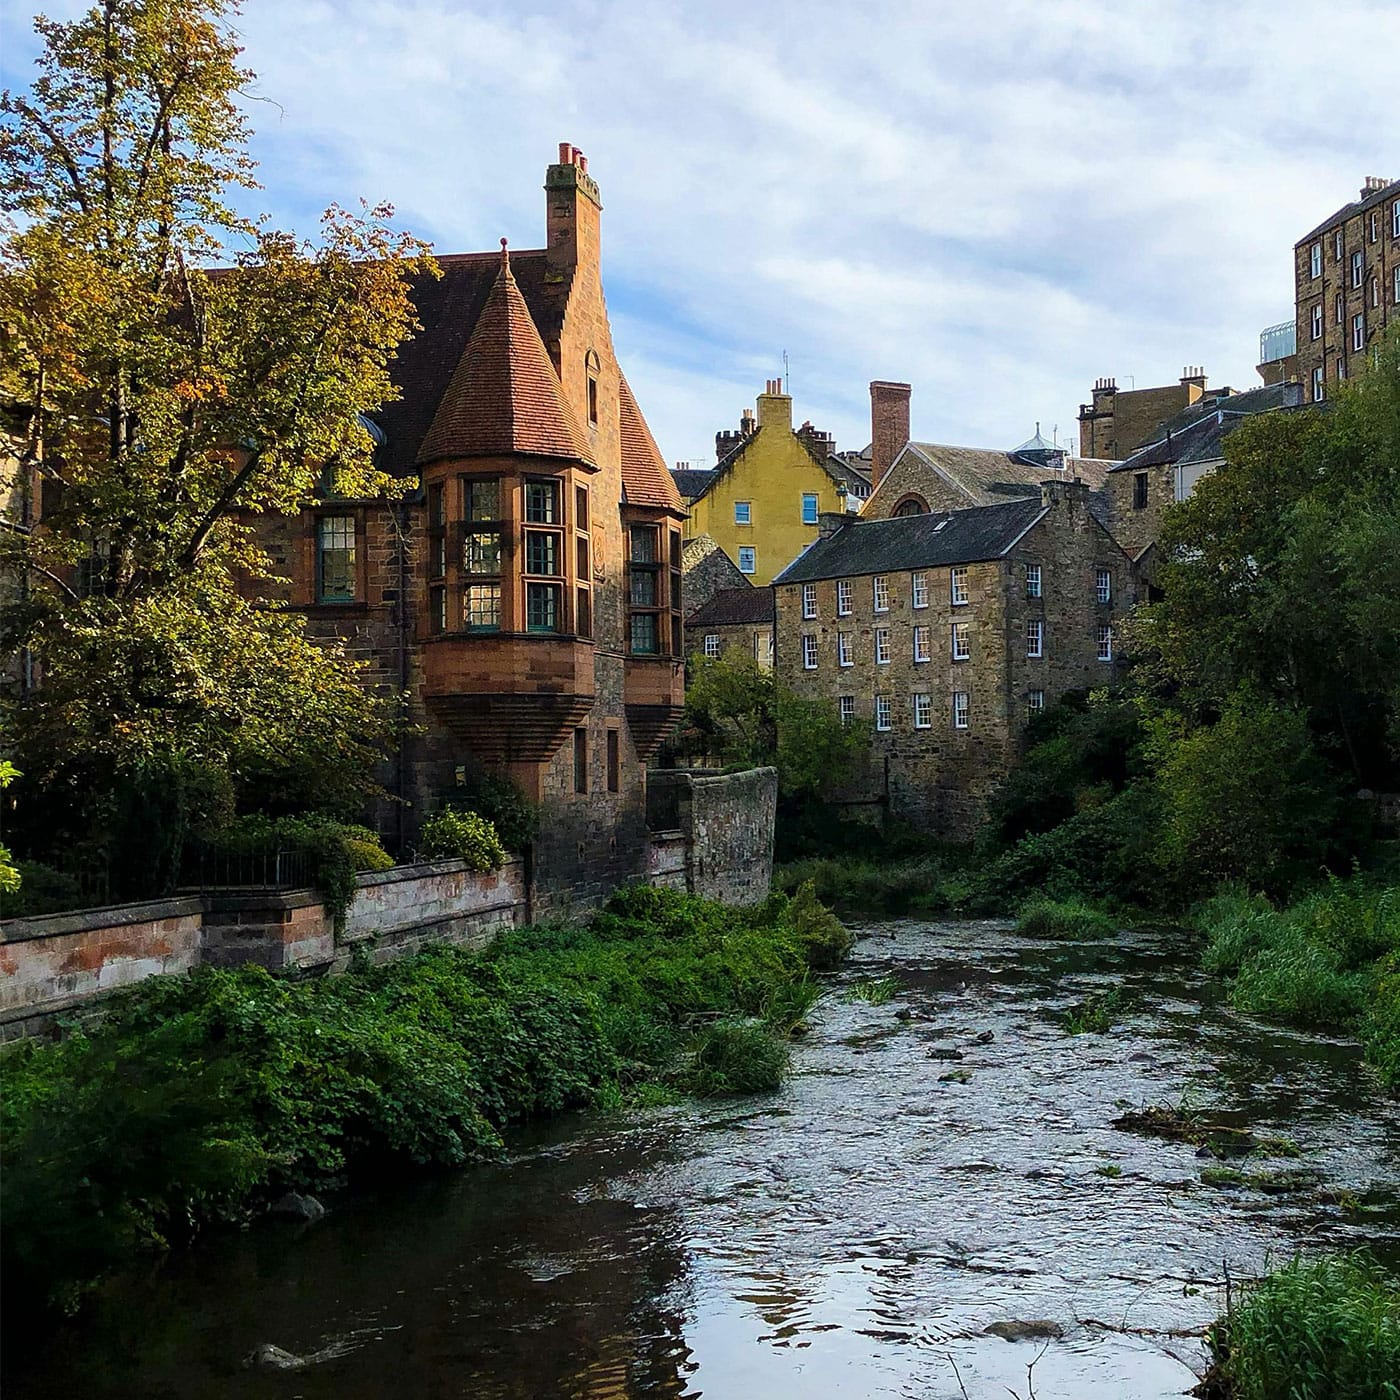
[873,575,890,612]
[801,582,818,620]
[950,566,969,606]
[1336,291,1345,324]
[1393,200,1400,239]
[1373,277,1381,309]
[1353,312,1365,351]
[951,621,970,661]
[1370,211,1379,243]
[911,571,929,609]
[838,631,853,667]
[801,492,819,525]
[1312,366,1325,402]
[913,693,932,729]
[1310,242,1322,278]
[1026,564,1041,598]
[839,695,856,726]
[738,546,756,574]
[874,627,891,665]
[875,695,892,732]
[836,579,852,616]
[1334,229,1343,261]
[1027,618,1043,658]
[801,633,818,670]
[1310,303,1322,340]
[1097,623,1113,663]
[913,624,930,663]
[1096,568,1111,604]
[1352,249,1365,288]
[1028,689,1045,714]
[703,633,720,658]
[1338,358,1348,382]
[952,692,969,730]
[734,500,751,525]
[1393,266,1400,306]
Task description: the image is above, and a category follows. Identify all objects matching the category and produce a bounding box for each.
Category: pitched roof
[1298,177,1400,244]
[686,585,774,627]
[775,498,1046,584]
[865,441,1113,513]
[682,423,865,504]
[1109,381,1306,472]
[671,467,715,500]
[416,247,592,467]
[618,377,683,512]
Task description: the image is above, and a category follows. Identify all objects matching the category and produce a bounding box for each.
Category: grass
[1017,896,1119,940]
[0,883,849,1316]
[1198,878,1400,1089]
[1062,987,1136,1034]
[846,975,899,1005]
[773,851,968,918]
[1205,1253,1400,1400]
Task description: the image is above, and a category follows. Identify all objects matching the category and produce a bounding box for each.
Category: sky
[3,1,1398,468]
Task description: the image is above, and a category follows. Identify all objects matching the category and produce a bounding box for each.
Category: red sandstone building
[254,145,686,896]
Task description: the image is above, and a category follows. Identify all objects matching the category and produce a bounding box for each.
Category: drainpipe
[394,499,410,858]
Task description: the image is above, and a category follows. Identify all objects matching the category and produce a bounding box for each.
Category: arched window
[585,349,601,425]
[893,495,929,517]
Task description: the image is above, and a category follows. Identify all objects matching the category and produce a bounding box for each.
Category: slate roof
[1299,177,1400,244]
[671,467,716,501]
[686,585,775,627]
[774,498,1045,585]
[416,247,592,468]
[866,441,1113,513]
[618,376,683,511]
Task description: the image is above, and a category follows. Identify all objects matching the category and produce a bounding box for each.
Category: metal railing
[180,842,312,891]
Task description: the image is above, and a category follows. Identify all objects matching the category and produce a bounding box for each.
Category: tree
[0,1,434,871]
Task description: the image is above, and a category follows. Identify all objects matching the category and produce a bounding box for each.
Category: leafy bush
[417,808,507,871]
[685,1021,788,1096]
[0,861,82,919]
[1207,1253,1400,1400]
[346,838,395,873]
[1016,897,1118,940]
[774,847,968,917]
[783,881,854,969]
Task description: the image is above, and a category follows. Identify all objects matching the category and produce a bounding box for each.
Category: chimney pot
[558,141,571,163]
[578,153,588,173]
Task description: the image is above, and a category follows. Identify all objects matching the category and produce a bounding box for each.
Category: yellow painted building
[672,381,870,586]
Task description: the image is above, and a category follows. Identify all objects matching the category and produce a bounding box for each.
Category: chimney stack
[756,379,792,433]
[869,380,912,489]
[545,141,602,292]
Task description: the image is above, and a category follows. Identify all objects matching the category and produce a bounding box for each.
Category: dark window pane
[525,531,560,576]
[525,480,559,524]
[428,483,445,527]
[606,730,619,792]
[576,485,589,531]
[630,568,657,606]
[576,587,591,638]
[465,584,500,630]
[317,515,356,602]
[463,529,501,574]
[630,526,657,563]
[527,583,560,632]
[463,479,500,522]
[630,612,658,654]
[574,727,588,793]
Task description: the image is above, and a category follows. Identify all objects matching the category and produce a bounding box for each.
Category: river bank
[6,917,1397,1398]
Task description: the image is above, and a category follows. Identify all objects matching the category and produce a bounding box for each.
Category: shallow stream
[9,920,1400,1399]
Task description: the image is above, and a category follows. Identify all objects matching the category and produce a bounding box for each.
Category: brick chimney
[869,380,911,489]
[1040,477,1091,510]
[1180,365,1207,401]
[545,143,602,291]
[756,379,792,433]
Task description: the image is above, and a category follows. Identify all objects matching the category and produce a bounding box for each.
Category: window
[586,349,600,425]
[462,477,503,583]
[427,483,447,579]
[576,587,591,639]
[1336,291,1345,324]
[704,633,720,658]
[576,485,590,532]
[1028,689,1045,714]
[527,582,561,633]
[465,584,500,630]
[1096,568,1112,604]
[525,530,560,576]
[1335,229,1344,260]
[1026,564,1041,598]
[1309,242,1322,277]
[1370,211,1380,243]
[630,613,658,653]
[802,582,818,619]
[1313,366,1325,402]
[873,575,890,612]
[1352,249,1365,288]
[1373,277,1381,309]
[950,567,969,606]
[952,692,969,730]
[1338,358,1348,382]
[525,479,559,523]
[1133,473,1148,510]
[1393,200,1400,238]
[429,585,447,634]
[875,628,890,664]
[1310,304,1323,340]
[801,493,819,525]
[629,526,663,653]
[1027,618,1043,658]
[1353,312,1366,351]
[911,571,928,608]
[913,693,932,729]
[1097,623,1113,662]
[838,631,853,667]
[875,695,892,731]
[606,730,620,793]
[837,579,852,615]
[1394,265,1400,305]
[951,621,970,661]
[573,727,588,794]
[735,501,752,525]
[913,624,930,663]
[315,515,356,603]
[738,546,756,574]
[802,633,818,669]
[839,695,856,726]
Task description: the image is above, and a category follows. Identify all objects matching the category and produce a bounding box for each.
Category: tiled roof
[1298,178,1400,244]
[774,498,1045,584]
[865,441,1112,513]
[1109,381,1306,472]
[619,376,684,512]
[686,585,774,627]
[671,467,716,500]
[416,248,591,467]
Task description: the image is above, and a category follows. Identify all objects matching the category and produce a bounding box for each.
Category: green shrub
[1208,1253,1400,1400]
[685,1021,788,1096]
[418,808,507,872]
[346,838,395,873]
[1363,953,1400,1091]
[1016,897,1117,940]
[782,881,853,969]
[0,861,82,919]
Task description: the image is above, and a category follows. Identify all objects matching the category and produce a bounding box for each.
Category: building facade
[249,145,687,899]
[684,586,775,670]
[1076,368,1219,460]
[774,481,1131,834]
[672,382,869,585]
[1291,176,1400,405]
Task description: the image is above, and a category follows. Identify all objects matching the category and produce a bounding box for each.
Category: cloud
[4,0,1397,460]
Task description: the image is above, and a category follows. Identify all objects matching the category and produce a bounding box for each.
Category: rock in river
[984,1319,1065,1343]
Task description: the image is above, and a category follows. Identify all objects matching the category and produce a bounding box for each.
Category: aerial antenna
[782,349,789,397]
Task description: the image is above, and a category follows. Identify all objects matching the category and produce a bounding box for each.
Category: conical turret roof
[416,241,593,466]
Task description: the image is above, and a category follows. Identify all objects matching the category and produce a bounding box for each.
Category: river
[8,919,1399,1399]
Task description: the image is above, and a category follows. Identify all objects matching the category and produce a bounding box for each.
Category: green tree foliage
[418,808,508,872]
[0,0,433,870]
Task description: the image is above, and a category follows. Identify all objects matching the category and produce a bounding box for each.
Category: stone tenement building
[671,382,870,585]
[1291,176,1399,404]
[251,145,687,900]
[1076,368,1220,461]
[773,480,1131,833]
[684,585,775,670]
